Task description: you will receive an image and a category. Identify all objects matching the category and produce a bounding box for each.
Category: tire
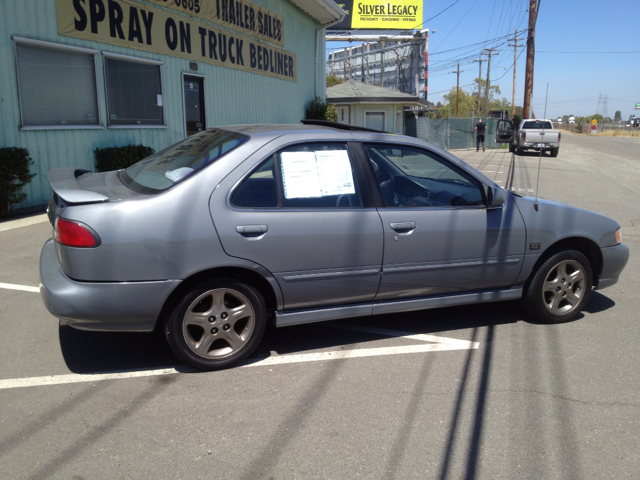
[516,146,524,155]
[550,147,559,157]
[165,278,267,370]
[508,143,516,153]
[522,250,593,323]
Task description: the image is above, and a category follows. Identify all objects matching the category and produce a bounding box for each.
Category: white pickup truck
[495,119,561,157]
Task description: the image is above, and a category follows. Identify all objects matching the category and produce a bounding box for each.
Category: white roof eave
[288,0,346,27]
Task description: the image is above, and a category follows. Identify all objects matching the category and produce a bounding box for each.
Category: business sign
[144,0,284,47]
[56,0,296,82]
[328,0,422,30]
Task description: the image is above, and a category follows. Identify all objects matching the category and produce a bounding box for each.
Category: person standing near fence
[475,119,486,152]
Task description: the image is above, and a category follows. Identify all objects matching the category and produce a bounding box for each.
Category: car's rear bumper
[39,239,180,332]
[596,243,629,290]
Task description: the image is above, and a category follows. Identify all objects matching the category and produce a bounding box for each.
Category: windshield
[120,129,248,193]
[522,121,553,129]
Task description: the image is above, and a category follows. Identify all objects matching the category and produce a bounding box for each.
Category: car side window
[364,144,484,208]
[231,142,363,209]
[231,157,278,208]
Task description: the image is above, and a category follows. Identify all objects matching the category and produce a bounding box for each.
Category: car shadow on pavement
[59,326,180,374]
[59,292,616,374]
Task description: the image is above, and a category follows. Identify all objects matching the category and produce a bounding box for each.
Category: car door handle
[236,225,268,235]
[390,222,416,232]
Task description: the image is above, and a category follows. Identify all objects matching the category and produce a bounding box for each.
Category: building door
[337,106,350,124]
[183,75,205,136]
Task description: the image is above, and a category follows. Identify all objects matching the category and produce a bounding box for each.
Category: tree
[437,87,478,117]
[326,74,343,88]
[614,110,621,121]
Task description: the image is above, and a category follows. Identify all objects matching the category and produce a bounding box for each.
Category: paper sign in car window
[315,150,356,196]
[281,152,322,199]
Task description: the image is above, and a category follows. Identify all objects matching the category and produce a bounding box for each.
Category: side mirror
[486,185,505,208]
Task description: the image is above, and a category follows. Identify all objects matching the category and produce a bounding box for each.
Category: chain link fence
[405,116,501,150]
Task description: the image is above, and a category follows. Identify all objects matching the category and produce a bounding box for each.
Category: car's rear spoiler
[48,168,109,204]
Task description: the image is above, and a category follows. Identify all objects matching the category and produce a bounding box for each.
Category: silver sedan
[40,123,629,370]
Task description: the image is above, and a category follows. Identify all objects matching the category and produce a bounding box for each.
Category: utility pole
[482,49,499,116]
[450,63,464,115]
[472,56,483,114]
[523,0,540,119]
[508,27,524,118]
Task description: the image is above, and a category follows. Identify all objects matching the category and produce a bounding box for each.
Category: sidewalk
[0,213,48,232]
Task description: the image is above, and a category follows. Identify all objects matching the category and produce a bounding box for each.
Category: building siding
[0,0,322,207]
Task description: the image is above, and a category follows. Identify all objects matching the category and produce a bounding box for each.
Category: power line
[537,50,640,54]
[432,0,480,51]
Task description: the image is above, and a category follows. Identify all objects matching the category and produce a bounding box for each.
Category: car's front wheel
[165,278,266,370]
[522,250,593,323]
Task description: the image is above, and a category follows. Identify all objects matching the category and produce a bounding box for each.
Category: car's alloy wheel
[523,250,593,323]
[166,279,266,370]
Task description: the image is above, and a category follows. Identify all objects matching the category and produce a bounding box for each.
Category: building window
[14,38,99,128]
[104,54,164,127]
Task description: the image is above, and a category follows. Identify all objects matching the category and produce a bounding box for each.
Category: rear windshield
[119,129,247,193]
[522,121,553,129]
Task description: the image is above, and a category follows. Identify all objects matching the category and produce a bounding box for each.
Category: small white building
[327,79,428,134]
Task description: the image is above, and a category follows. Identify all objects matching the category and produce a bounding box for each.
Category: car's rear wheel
[550,147,559,157]
[165,278,266,370]
[516,146,524,155]
[522,250,593,323]
[508,143,516,153]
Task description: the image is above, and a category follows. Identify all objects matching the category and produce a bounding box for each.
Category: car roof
[220,124,339,136]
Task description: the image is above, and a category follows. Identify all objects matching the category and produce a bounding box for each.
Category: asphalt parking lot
[1,133,638,479]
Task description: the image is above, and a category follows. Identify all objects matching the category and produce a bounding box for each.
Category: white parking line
[0,282,40,293]
[0,324,478,390]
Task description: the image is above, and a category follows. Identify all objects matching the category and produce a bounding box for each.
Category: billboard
[328,0,422,30]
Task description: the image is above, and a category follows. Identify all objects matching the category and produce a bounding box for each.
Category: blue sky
[326,0,640,119]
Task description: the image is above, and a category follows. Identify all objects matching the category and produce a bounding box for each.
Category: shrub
[305,96,328,120]
[0,147,37,219]
[305,96,339,122]
[325,104,338,122]
[94,144,155,173]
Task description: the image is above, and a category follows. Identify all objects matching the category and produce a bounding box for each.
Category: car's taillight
[521,132,526,142]
[55,218,99,247]
[558,132,561,141]
[615,228,622,245]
